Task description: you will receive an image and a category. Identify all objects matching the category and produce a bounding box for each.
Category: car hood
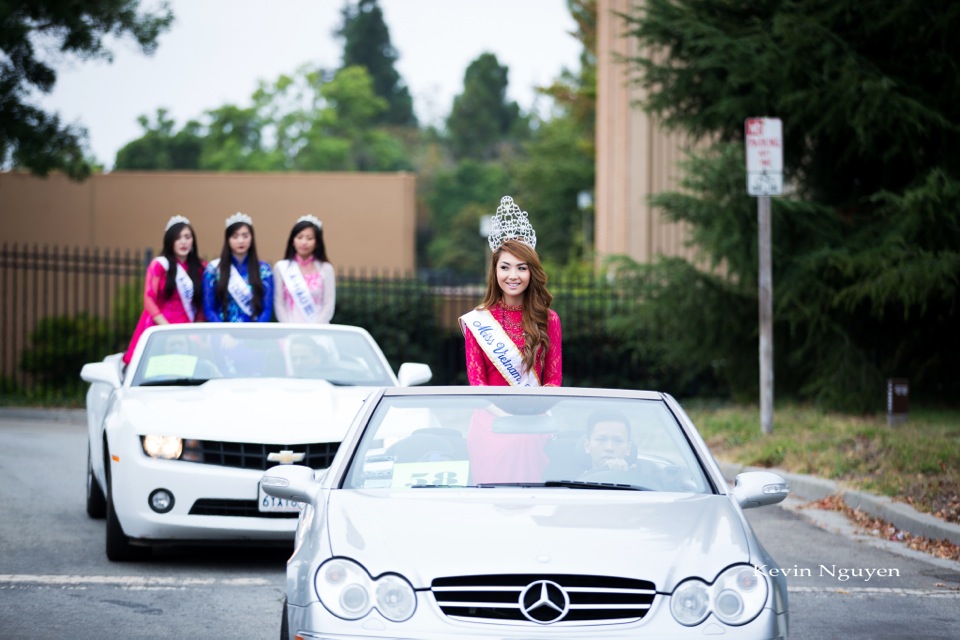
[117,378,372,442]
[325,490,752,591]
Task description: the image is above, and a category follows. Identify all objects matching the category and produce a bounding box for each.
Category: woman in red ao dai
[460,196,562,484]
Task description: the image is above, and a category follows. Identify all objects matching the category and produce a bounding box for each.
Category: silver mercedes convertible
[263,386,790,639]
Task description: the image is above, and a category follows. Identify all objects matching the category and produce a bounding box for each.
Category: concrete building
[595,0,696,265]
[0,171,417,272]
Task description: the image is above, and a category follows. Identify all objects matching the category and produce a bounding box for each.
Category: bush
[19,314,113,389]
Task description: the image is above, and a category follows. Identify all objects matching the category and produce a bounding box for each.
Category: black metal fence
[1,244,658,404]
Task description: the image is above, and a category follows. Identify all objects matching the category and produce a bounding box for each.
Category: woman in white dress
[273,215,336,323]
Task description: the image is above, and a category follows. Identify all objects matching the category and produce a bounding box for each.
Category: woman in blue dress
[203,212,274,322]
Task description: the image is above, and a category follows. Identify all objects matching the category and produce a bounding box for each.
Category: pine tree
[619,0,960,410]
[446,53,526,161]
[336,0,416,127]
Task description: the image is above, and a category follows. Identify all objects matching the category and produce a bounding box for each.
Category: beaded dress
[464,302,562,386]
[463,301,563,483]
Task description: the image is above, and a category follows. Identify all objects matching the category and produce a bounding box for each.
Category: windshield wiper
[409,484,466,489]
[543,480,646,491]
[138,378,210,387]
[476,482,547,488]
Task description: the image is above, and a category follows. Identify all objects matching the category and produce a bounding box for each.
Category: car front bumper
[109,443,299,542]
[285,597,788,640]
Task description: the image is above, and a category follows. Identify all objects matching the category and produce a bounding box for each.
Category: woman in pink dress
[122,216,205,365]
[459,196,562,483]
[273,215,336,324]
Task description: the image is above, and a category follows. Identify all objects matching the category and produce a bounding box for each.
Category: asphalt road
[1,412,958,639]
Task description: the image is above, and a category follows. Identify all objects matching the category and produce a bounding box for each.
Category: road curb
[720,460,960,547]
[0,407,85,425]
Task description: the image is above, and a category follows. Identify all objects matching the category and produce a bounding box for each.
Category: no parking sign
[745,117,783,196]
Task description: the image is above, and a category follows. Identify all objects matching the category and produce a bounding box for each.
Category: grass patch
[684,400,960,524]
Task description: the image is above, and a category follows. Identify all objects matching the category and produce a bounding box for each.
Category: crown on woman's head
[165,215,190,231]
[487,196,537,251]
[225,211,253,228]
[297,214,322,229]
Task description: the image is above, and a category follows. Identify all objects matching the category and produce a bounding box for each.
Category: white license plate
[258,484,302,513]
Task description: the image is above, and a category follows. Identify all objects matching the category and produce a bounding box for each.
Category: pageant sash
[155,257,195,321]
[209,258,254,316]
[276,259,319,322]
[460,308,540,387]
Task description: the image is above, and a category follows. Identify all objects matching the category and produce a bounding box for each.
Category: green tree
[114,109,202,170]
[199,104,281,171]
[446,53,527,161]
[426,160,512,276]
[112,65,410,172]
[619,0,960,410]
[336,0,416,127]
[0,0,173,179]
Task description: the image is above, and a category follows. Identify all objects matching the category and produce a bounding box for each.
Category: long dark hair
[161,222,203,309]
[283,220,330,263]
[479,239,553,374]
[216,222,264,317]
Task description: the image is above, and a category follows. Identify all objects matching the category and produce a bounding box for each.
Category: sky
[38,0,581,170]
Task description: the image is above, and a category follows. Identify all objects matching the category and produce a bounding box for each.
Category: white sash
[277,259,319,322]
[155,257,195,321]
[210,258,254,316]
[460,308,540,387]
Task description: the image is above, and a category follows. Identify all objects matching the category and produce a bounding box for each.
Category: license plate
[258,483,302,513]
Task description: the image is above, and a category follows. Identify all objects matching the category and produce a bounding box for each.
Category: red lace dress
[464,302,562,386]
[462,302,563,483]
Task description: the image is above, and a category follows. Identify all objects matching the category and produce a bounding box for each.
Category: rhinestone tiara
[487,196,537,251]
[165,215,190,231]
[297,214,322,229]
[225,211,253,228]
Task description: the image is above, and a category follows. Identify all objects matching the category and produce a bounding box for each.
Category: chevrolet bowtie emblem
[267,449,306,465]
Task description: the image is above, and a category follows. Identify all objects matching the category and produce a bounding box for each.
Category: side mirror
[732,471,789,509]
[398,362,432,386]
[261,464,320,506]
[80,361,122,389]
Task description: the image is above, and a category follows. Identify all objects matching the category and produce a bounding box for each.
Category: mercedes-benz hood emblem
[519,580,570,624]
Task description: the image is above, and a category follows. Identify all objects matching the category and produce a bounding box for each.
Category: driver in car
[288,335,334,378]
[583,410,635,472]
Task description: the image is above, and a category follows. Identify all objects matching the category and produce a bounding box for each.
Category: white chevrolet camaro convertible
[80,323,432,561]
[263,386,790,639]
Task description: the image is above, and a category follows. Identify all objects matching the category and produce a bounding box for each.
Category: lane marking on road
[0,574,276,588]
[789,586,960,597]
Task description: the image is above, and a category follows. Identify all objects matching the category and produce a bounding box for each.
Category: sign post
[745,117,783,435]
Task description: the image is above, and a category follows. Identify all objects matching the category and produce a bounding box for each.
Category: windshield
[130,327,395,387]
[342,394,711,493]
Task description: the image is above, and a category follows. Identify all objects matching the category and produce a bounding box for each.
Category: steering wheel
[418,451,457,463]
[576,467,655,490]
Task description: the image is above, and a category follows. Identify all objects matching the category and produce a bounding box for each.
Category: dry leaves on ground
[803,495,960,563]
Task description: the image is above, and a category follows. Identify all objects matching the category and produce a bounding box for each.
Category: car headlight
[315,558,416,622]
[140,436,202,461]
[142,435,183,459]
[670,579,710,625]
[671,565,768,627]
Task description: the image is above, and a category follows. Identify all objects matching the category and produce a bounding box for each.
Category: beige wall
[0,171,417,271]
[595,0,696,265]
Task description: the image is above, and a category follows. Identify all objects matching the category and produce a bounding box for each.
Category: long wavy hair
[283,220,330,264]
[479,239,553,374]
[216,222,264,318]
[160,221,203,309]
